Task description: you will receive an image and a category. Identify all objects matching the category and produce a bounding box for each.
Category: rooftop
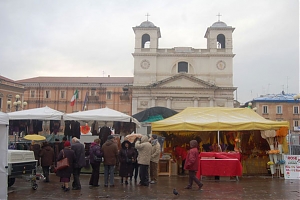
[17,76,134,84]
[251,93,300,103]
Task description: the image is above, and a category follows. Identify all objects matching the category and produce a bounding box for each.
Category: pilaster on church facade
[131,19,236,114]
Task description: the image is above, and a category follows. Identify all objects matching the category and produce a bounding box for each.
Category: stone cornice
[22,83,133,88]
[132,53,235,57]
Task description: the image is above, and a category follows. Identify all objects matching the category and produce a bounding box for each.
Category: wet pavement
[8,173,300,199]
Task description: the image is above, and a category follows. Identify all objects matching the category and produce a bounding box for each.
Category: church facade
[131,20,236,114]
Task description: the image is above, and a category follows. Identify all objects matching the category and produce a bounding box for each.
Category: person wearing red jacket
[173,145,187,175]
[184,140,203,190]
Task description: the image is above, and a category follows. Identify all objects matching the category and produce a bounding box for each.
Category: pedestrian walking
[135,135,152,186]
[119,140,136,185]
[150,134,160,184]
[184,140,203,190]
[71,137,86,190]
[56,141,76,192]
[89,138,103,187]
[39,141,54,182]
[102,135,118,187]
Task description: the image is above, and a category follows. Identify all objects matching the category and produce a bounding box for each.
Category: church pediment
[148,73,217,88]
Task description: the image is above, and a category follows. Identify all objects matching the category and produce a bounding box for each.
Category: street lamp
[7,94,27,111]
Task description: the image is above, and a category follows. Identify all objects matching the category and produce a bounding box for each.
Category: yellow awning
[151,107,289,132]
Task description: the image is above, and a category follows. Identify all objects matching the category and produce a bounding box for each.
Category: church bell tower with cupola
[204,18,235,53]
[132,19,161,86]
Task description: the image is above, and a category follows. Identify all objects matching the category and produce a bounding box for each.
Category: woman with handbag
[118,140,136,185]
[89,138,103,187]
[56,141,76,192]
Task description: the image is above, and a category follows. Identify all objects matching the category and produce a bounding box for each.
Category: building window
[91,89,96,96]
[45,90,50,99]
[217,34,226,49]
[294,120,299,127]
[0,97,2,110]
[178,61,188,73]
[142,34,150,48]
[262,105,268,114]
[106,91,112,100]
[60,91,65,99]
[293,106,299,114]
[7,98,11,110]
[276,105,282,114]
[30,90,36,98]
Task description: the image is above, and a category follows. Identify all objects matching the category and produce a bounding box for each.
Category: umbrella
[23,134,46,141]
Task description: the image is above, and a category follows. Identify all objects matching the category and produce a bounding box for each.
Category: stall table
[197,152,242,180]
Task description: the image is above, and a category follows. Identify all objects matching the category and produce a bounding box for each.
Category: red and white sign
[284,155,300,179]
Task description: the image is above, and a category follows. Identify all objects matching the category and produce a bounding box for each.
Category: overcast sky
[0,0,299,104]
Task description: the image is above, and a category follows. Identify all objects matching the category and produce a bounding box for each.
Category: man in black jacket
[71,137,86,190]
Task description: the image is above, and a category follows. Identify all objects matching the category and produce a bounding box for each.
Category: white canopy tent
[0,112,8,199]
[63,107,141,127]
[7,106,64,120]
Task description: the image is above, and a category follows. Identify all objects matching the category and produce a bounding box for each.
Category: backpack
[91,145,103,162]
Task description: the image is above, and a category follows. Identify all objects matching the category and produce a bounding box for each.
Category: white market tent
[0,112,8,199]
[63,107,141,126]
[7,106,64,120]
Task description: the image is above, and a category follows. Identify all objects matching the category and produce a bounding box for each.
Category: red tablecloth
[196,152,242,178]
[199,152,241,161]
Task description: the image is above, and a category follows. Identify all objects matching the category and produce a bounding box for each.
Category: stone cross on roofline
[145,13,150,21]
[216,13,222,21]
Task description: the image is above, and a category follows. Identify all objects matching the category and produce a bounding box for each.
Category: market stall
[63,107,141,173]
[63,107,140,125]
[7,106,64,142]
[63,107,140,141]
[0,111,8,199]
[7,106,63,120]
[152,107,289,177]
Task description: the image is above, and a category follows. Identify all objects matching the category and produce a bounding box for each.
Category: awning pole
[217,130,220,145]
[288,129,291,155]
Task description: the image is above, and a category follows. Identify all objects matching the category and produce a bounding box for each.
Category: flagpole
[76,92,78,112]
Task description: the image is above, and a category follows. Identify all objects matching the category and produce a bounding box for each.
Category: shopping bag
[56,150,69,170]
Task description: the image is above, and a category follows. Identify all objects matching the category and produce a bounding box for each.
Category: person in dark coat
[89,138,102,187]
[184,140,203,190]
[30,141,41,166]
[130,141,139,182]
[71,137,86,190]
[99,124,111,146]
[102,135,118,187]
[119,140,136,185]
[56,141,76,192]
[39,142,54,182]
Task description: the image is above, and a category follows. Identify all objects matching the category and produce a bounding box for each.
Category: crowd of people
[33,134,203,192]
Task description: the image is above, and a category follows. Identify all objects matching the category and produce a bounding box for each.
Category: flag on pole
[70,89,78,106]
[82,92,88,111]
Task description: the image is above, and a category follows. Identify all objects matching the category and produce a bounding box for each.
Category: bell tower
[204,15,235,53]
[132,20,161,53]
[132,19,161,86]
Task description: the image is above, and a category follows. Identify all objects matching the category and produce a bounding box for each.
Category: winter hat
[64,141,71,147]
[152,134,158,139]
[107,135,114,140]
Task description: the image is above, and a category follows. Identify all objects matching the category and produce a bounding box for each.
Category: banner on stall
[284,155,300,179]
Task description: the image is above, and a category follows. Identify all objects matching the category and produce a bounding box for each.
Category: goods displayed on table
[261,127,288,176]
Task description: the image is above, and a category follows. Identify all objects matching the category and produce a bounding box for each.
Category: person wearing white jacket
[150,134,161,184]
[135,135,152,186]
